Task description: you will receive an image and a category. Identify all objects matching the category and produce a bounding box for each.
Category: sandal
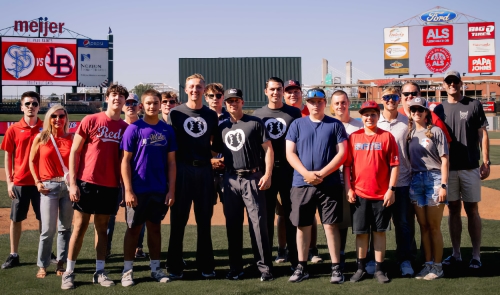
[36,267,47,279]
[442,255,462,266]
[469,258,482,269]
[56,261,65,276]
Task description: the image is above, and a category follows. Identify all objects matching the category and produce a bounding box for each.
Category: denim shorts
[409,171,447,207]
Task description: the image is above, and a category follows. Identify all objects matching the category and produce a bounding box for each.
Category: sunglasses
[206,94,223,99]
[24,101,39,107]
[410,107,426,113]
[50,114,66,119]
[306,90,326,99]
[382,94,400,102]
[402,91,418,97]
[162,100,177,105]
[125,101,139,107]
[444,78,461,85]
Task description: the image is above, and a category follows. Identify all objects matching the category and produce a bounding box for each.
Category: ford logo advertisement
[420,9,457,24]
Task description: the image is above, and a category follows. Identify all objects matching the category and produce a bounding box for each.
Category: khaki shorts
[447,168,481,203]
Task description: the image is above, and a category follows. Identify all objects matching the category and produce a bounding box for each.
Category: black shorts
[352,195,392,234]
[10,185,40,222]
[72,180,120,215]
[126,193,169,228]
[290,185,343,227]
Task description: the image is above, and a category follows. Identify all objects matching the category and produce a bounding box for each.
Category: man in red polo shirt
[1,91,44,269]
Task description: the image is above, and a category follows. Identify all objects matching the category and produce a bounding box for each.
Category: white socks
[150,260,160,272]
[96,260,105,271]
[123,261,134,272]
[66,260,76,272]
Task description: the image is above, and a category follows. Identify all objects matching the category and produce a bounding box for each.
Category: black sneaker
[330,265,344,284]
[1,254,20,269]
[374,270,390,284]
[288,265,309,282]
[350,269,366,282]
[226,270,244,280]
[260,272,274,281]
[51,252,58,264]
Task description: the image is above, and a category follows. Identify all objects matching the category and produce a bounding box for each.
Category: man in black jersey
[253,77,301,268]
[166,74,219,279]
[213,88,274,281]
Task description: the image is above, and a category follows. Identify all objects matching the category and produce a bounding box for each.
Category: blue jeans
[37,181,73,268]
[391,186,416,263]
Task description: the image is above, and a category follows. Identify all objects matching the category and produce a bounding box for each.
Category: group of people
[0,70,490,289]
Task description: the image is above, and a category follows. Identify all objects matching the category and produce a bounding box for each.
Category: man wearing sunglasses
[399,82,451,144]
[433,70,490,270]
[377,88,415,278]
[253,77,302,269]
[204,83,230,204]
[286,88,348,283]
[160,92,179,122]
[1,91,44,270]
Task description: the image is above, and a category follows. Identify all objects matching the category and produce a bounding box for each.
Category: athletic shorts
[290,185,343,227]
[275,195,285,216]
[352,195,391,234]
[447,168,481,203]
[338,186,352,229]
[126,193,169,228]
[10,185,40,222]
[410,171,447,207]
[72,179,120,215]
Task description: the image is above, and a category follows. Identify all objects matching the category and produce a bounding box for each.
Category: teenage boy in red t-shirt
[344,101,399,284]
[61,84,129,290]
[1,91,43,269]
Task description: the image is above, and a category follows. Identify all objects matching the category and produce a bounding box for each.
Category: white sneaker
[365,260,376,275]
[400,260,414,277]
[121,270,134,287]
[93,270,115,287]
[415,263,433,279]
[151,269,171,283]
[424,264,444,280]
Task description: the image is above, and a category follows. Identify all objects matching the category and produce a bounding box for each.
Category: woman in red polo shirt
[29,105,74,278]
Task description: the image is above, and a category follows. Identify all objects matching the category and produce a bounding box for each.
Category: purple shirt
[121,119,177,195]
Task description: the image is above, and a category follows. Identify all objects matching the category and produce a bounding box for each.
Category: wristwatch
[441,184,448,189]
[389,186,396,191]
[485,160,491,166]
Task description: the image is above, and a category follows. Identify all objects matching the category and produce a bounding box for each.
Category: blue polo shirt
[286,115,348,187]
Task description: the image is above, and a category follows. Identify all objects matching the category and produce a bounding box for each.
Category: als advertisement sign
[77,39,108,87]
[1,37,77,86]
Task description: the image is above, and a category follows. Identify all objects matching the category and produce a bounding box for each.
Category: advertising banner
[482,101,495,112]
[384,43,409,59]
[468,39,495,56]
[384,59,409,75]
[1,37,77,86]
[384,27,409,43]
[468,56,495,73]
[468,22,495,40]
[77,39,108,87]
[423,25,453,46]
[0,121,80,135]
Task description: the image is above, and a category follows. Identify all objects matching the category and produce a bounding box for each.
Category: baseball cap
[224,88,243,100]
[127,93,139,102]
[359,100,380,114]
[284,80,301,90]
[444,70,461,81]
[306,88,326,100]
[407,97,428,109]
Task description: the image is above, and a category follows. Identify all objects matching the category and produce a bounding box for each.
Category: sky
[0,0,499,96]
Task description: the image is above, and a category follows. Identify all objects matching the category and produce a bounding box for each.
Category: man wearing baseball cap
[286,88,348,283]
[344,101,399,284]
[212,88,275,281]
[433,70,490,270]
[253,77,302,268]
[284,80,309,117]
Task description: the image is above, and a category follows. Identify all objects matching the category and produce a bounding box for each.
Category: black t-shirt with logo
[213,114,270,171]
[218,107,231,125]
[252,104,302,166]
[167,104,218,162]
[433,96,488,170]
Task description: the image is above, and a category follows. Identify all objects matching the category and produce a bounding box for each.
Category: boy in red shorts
[344,101,399,284]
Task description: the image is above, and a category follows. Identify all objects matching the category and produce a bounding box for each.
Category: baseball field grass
[0,219,499,295]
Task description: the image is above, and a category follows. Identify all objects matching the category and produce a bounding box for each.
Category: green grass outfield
[0,220,499,294]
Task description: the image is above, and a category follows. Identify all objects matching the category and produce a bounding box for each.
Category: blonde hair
[185,73,205,85]
[40,105,69,144]
[382,86,401,96]
[407,109,434,141]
